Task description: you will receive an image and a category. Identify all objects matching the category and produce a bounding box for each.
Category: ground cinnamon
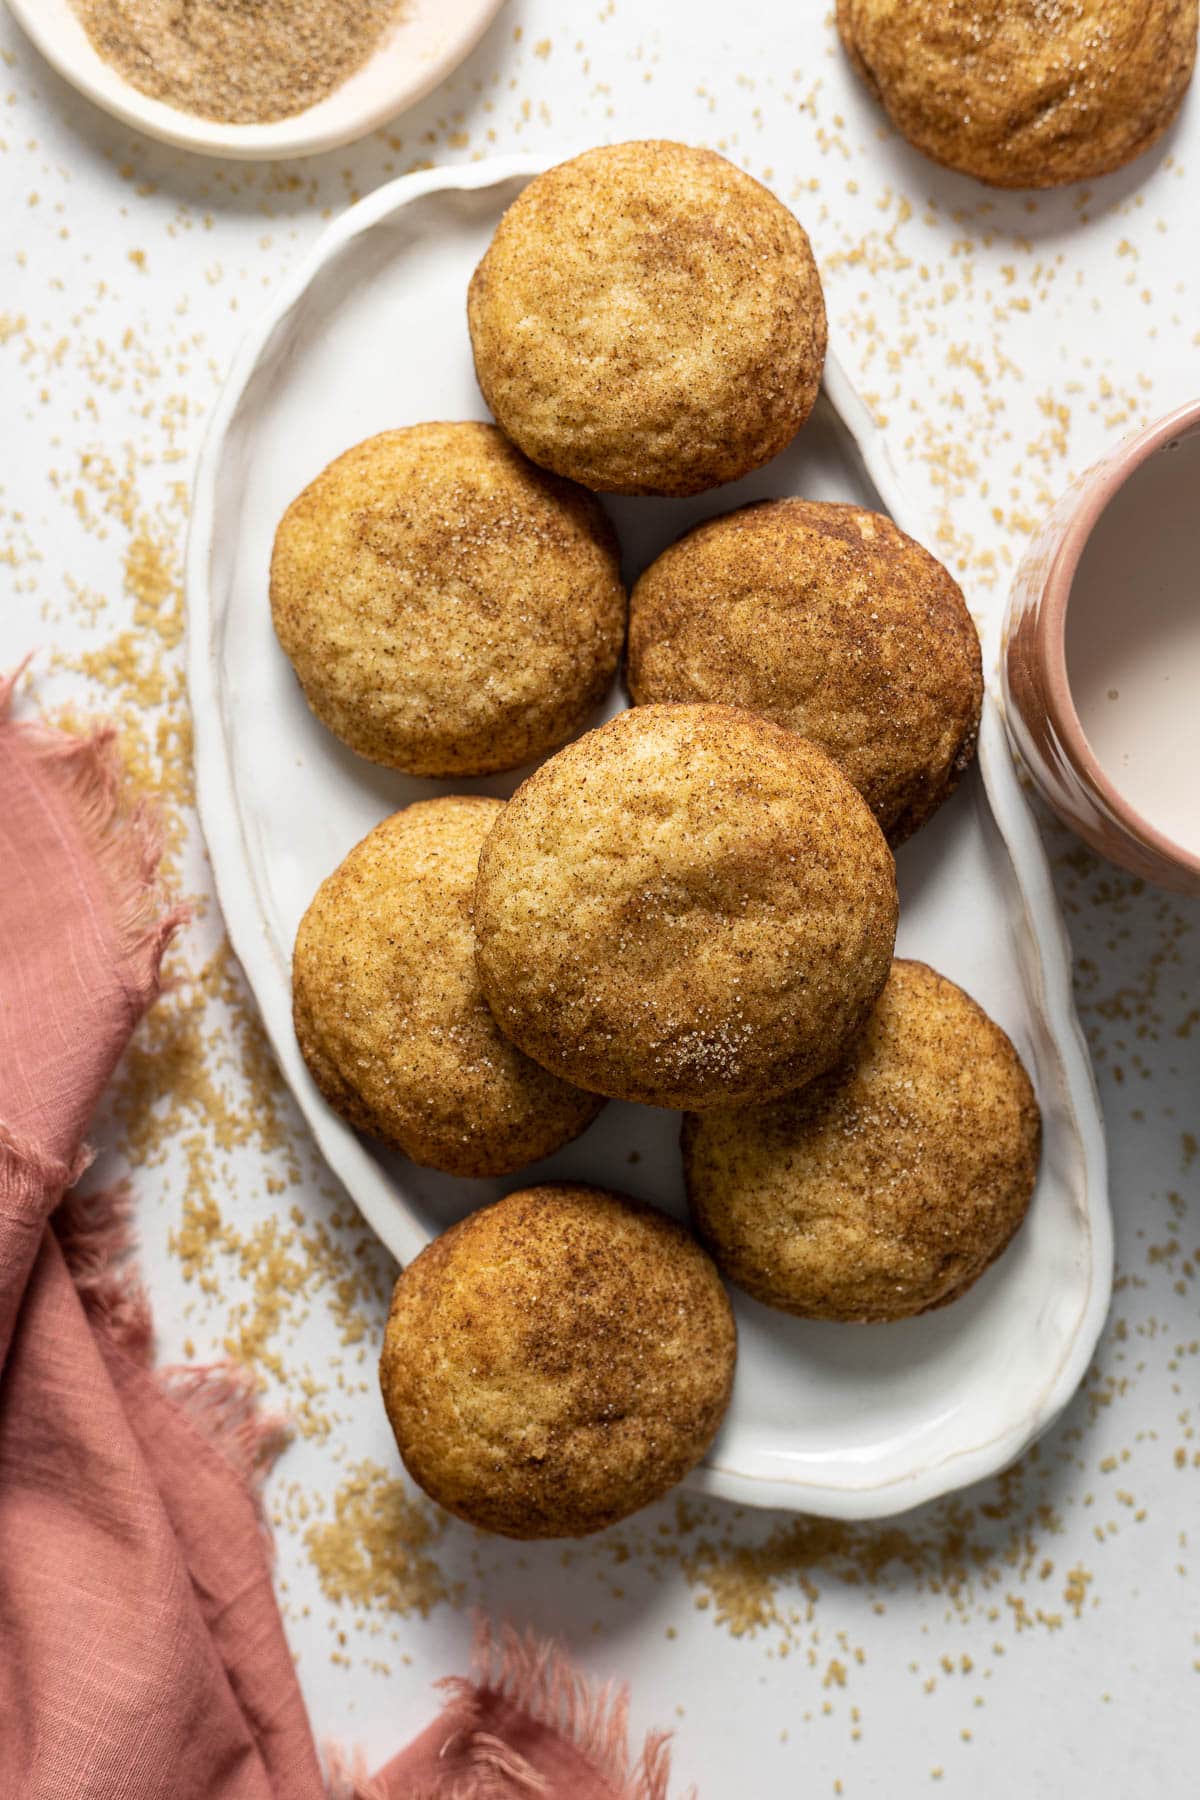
[72,0,406,125]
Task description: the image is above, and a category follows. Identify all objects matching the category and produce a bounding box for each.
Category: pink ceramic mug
[1002,398,1200,897]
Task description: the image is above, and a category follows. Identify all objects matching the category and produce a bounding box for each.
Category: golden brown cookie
[683,960,1041,1322]
[837,0,1197,188]
[379,1183,737,1538]
[474,704,898,1110]
[467,141,827,496]
[627,500,983,845]
[270,422,626,775]
[293,799,602,1177]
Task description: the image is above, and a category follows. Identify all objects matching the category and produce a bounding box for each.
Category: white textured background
[1,2,1198,1793]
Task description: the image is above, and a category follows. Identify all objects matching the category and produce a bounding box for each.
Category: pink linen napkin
[0,666,679,1800]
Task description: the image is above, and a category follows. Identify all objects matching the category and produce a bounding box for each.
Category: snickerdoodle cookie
[293,799,602,1178]
[837,0,1197,188]
[270,422,625,775]
[627,500,983,845]
[467,141,827,496]
[683,960,1041,1322]
[473,705,898,1111]
[379,1183,737,1538]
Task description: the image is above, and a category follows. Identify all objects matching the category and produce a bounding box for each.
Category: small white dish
[6,0,505,161]
[187,155,1111,1520]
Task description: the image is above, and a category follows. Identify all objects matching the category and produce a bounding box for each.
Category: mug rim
[1040,396,1200,881]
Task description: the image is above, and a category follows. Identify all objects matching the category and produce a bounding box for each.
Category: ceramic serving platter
[187,156,1111,1521]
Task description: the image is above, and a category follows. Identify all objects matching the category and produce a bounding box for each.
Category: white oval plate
[187,156,1111,1520]
[7,0,504,161]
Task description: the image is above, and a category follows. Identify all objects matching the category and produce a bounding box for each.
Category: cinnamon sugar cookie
[473,704,898,1111]
[838,0,1197,188]
[380,1183,737,1538]
[293,799,602,1177]
[468,141,827,496]
[683,960,1041,1322]
[270,422,625,775]
[628,500,982,845]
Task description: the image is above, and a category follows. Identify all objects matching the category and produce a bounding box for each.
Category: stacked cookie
[272,142,1041,1540]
